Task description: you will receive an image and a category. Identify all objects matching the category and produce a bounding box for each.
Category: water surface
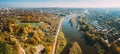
[61,17,97,54]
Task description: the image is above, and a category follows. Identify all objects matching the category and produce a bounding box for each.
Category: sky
[0,0,120,8]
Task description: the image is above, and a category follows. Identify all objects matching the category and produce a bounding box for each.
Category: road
[52,18,64,54]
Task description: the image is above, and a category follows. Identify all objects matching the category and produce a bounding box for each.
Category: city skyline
[0,0,120,8]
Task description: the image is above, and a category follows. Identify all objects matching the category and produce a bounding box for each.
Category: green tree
[0,42,13,54]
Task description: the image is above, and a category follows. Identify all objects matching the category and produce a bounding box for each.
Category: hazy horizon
[1,0,120,8]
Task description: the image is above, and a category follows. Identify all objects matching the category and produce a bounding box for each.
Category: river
[61,16,97,54]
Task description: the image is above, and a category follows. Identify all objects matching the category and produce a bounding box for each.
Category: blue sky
[0,0,120,8]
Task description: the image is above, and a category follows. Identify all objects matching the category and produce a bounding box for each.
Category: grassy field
[17,22,44,27]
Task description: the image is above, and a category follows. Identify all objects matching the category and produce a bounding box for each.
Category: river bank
[61,17,97,54]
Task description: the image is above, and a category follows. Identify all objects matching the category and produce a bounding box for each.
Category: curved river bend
[61,17,97,54]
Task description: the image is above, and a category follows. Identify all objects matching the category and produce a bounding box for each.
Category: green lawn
[17,22,44,27]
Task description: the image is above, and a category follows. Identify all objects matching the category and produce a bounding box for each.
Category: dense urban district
[0,8,120,54]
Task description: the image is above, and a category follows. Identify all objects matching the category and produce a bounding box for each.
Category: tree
[23,26,29,35]
[110,43,120,53]
[85,31,97,41]
[45,45,53,54]
[69,42,82,54]
[40,23,48,31]
[0,42,13,54]
[9,26,13,34]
